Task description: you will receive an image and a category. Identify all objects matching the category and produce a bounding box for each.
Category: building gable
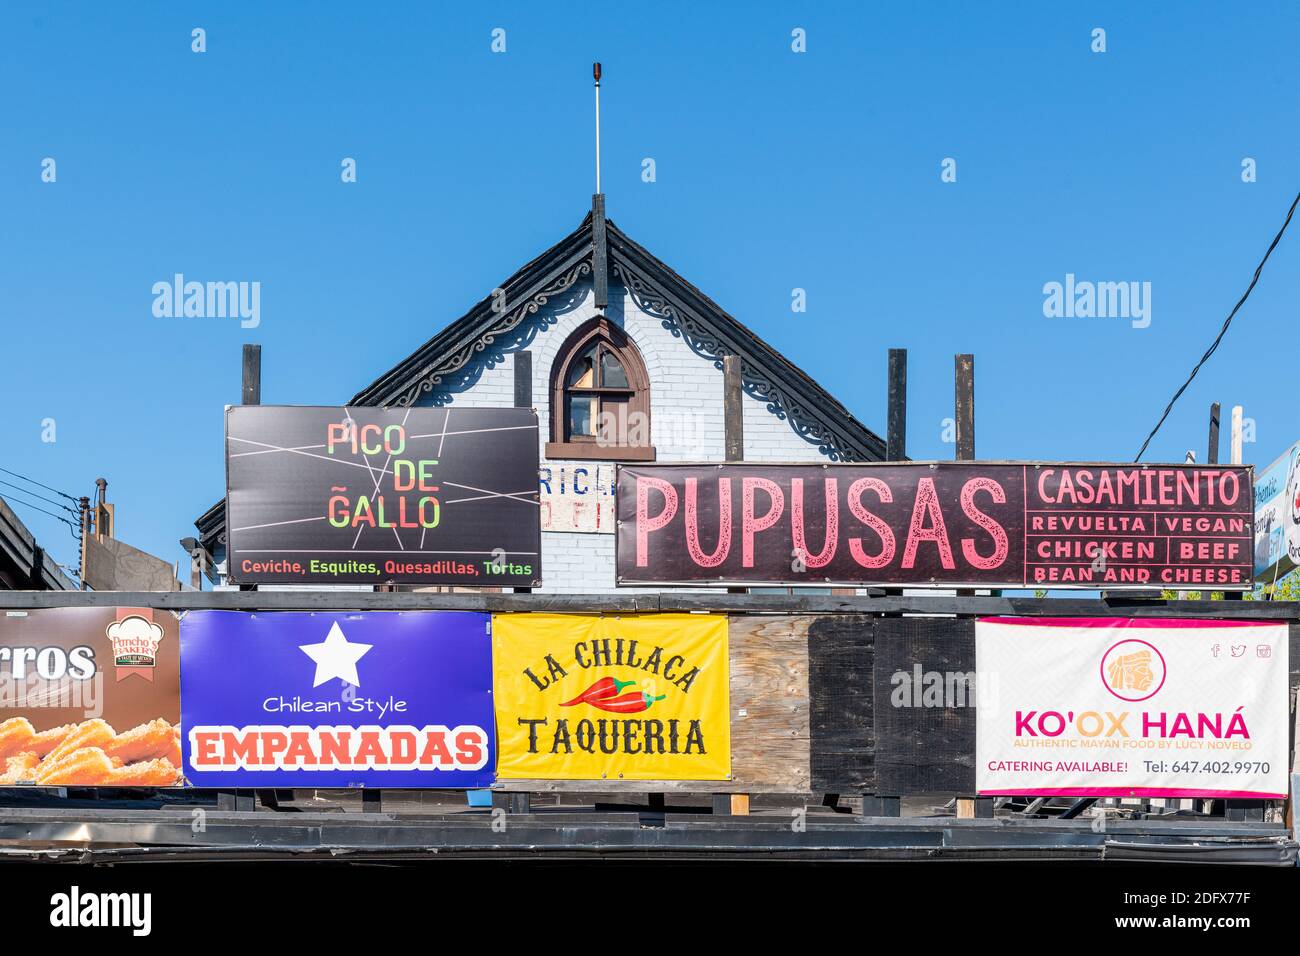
[196,211,886,587]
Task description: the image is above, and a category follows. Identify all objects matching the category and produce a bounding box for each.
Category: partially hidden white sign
[976,617,1289,798]
[539,462,615,534]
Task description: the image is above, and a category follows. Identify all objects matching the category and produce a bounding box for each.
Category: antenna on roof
[593,62,602,195]
[590,62,609,310]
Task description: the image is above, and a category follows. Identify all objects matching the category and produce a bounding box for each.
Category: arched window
[547,317,654,460]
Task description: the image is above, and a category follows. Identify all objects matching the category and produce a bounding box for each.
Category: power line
[1,492,82,539]
[1134,189,1300,462]
[0,478,78,515]
[0,466,79,504]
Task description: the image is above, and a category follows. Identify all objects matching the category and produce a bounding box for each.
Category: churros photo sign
[0,607,182,787]
[492,613,730,781]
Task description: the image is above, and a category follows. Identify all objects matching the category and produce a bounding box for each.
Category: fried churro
[41,718,114,766]
[104,719,175,764]
[34,746,116,785]
[30,723,76,757]
[109,757,180,786]
[0,717,35,759]
[0,752,40,785]
[0,717,182,786]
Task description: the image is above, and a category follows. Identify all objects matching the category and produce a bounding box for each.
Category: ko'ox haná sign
[976,617,1289,798]
[617,463,1254,589]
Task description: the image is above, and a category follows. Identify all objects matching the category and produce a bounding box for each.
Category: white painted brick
[418,280,852,593]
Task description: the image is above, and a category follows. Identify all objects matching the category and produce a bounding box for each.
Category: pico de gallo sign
[225,406,541,586]
[617,462,1254,590]
[976,617,1289,798]
[491,613,730,781]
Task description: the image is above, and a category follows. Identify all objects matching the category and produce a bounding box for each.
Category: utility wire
[2,492,82,538]
[0,466,79,504]
[1134,189,1300,462]
[0,478,78,515]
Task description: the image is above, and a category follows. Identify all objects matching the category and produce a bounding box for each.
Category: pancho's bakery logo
[493,613,730,781]
[1100,638,1166,702]
[106,609,165,682]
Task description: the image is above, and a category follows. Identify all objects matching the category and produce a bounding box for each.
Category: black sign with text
[616,462,1254,590]
[226,406,541,586]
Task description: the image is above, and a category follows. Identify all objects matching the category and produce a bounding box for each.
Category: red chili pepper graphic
[559,676,636,707]
[586,691,667,714]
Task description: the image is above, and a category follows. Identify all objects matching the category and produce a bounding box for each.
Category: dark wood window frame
[546,317,656,461]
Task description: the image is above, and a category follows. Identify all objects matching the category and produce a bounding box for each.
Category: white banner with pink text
[976,617,1289,799]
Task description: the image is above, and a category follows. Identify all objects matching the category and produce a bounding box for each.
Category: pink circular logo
[1099,638,1166,702]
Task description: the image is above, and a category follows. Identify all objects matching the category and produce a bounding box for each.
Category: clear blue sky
[2,1,1297,579]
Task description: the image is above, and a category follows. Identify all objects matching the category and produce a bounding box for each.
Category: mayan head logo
[1099,638,1166,702]
[105,609,165,682]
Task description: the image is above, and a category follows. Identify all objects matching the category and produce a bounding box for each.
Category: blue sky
[2,1,1297,579]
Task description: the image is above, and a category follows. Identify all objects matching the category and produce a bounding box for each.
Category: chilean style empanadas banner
[181,610,495,788]
[492,613,730,781]
[0,607,183,786]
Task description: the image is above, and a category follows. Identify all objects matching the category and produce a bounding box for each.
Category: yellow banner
[492,613,730,780]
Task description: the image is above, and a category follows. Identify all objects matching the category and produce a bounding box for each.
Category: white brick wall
[419,280,844,592]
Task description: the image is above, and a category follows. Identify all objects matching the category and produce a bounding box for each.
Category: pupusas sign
[617,462,1254,589]
[976,617,1289,798]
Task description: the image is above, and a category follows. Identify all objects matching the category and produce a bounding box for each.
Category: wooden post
[238,345,261,596]
[711,793,749,816]
[1225,404,1245,601]
[1230,405,1244,466]
[513,352,534,596]
[887,348,907,461]
[723,354,746,595]
[513,350,532,410]
[242,344,261,406]
[861,348,908,818]
[225,345,262,816]
[592,194,608,310]
[954,354,974,461]
[78,496,90,590]
[719,354,749,815]
[953,354,991,819]
[1207,402,1220,464]
[723,354,744,463]
[491,791,531,814]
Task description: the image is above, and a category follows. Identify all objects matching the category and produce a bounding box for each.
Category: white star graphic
[299,621,373,688]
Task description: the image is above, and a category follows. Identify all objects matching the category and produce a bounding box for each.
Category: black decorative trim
[393,262,592,408]
[612,258,871,462]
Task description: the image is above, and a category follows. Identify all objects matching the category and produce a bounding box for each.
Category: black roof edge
[605,219,886,462]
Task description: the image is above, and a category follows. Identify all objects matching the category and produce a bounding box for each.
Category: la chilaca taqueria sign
[491,614,730,781]
[616,463,1255,590]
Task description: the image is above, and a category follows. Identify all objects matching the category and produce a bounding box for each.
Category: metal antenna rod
[593,62,602,194]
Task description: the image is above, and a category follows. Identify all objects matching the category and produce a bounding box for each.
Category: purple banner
[181,611,494,788]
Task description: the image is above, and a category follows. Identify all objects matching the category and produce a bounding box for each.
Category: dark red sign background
[616,463,1254,590]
